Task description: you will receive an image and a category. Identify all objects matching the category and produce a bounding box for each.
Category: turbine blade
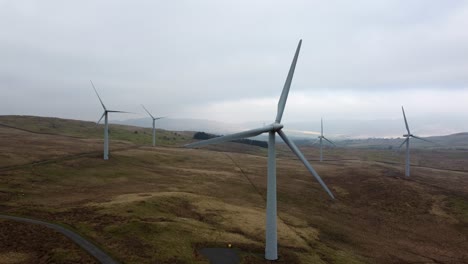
[412,135,437,145]
[185,125,273,148]
[311,138,320,146]
[97,112,105,125]
[275,39,302,123]
[321,118,323,136]
[401,106,410,134]
[154,116,166,120]
[107,110,133,113]
[277,130,335,199]
[90,80,107,111]
[141,104,155,119]
[323,137,336,146]
[398,138,408,149]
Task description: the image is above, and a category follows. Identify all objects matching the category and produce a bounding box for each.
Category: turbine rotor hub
[270,122,283,131]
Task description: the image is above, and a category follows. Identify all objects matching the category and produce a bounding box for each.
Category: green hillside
[0,115,192,146]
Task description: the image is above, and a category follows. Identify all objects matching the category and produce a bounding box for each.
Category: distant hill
[114,117,243,134]
[193,132,268,148]
[2,115,466,150]
[427,132,468,150]
[0,115,193,146]
[316,133,468,150]
[117,116,468,139]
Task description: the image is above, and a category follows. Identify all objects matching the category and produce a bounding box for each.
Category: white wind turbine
[399,106,435,176]
[141,104,165,147]
[185,40,335,260]
[91,80,129,160]
[314,118,336,162]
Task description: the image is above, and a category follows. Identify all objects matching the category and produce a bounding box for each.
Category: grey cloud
[1,0,468,123]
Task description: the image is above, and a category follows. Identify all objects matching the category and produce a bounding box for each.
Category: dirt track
[0,214,119,264]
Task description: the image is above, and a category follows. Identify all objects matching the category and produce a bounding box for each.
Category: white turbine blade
[275,39,302,123]
[401,106,410,134]
[90,80,107,111]
[323,137,336,146]
[107,110,133,114]
[311,138,320,146]
[321,118,323,136]
[154,116,166,120]
[141,104,155,119]
[97,112,105,124]
[185,125,273,148]
[398,138,408,149]
[411,135,437,145]
[278,130,335,199]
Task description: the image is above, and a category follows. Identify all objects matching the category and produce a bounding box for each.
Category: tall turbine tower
[399,106,435,176]
[91,81,128,160]
[185,40,335,260]
[141,104,164,147]
[316,118,336,162]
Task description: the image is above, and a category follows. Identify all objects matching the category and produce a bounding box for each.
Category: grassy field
[1,116,468,264]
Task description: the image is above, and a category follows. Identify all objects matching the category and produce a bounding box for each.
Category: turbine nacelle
[269,122,284,132]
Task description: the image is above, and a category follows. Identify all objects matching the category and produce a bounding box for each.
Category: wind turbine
[399,106,435,176]
[315,118,336,162]
[185,40,335,261]
[91,80,128,160]
[141,104,164,147]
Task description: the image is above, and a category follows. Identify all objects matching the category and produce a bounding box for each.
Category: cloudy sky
[1,1,468,137]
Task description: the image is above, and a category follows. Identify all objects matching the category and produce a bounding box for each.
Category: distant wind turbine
[185,40,335,261]
[314,118,336,162]
[141,104,165,147]
[91,80,129,160]
[399,106,436,176]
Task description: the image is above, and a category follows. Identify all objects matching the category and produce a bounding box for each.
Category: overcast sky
[1,1,468,136]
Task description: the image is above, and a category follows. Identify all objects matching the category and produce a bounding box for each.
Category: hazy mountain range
[115,116,466,140]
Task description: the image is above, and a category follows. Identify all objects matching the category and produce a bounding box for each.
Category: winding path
[0,214,119,264]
